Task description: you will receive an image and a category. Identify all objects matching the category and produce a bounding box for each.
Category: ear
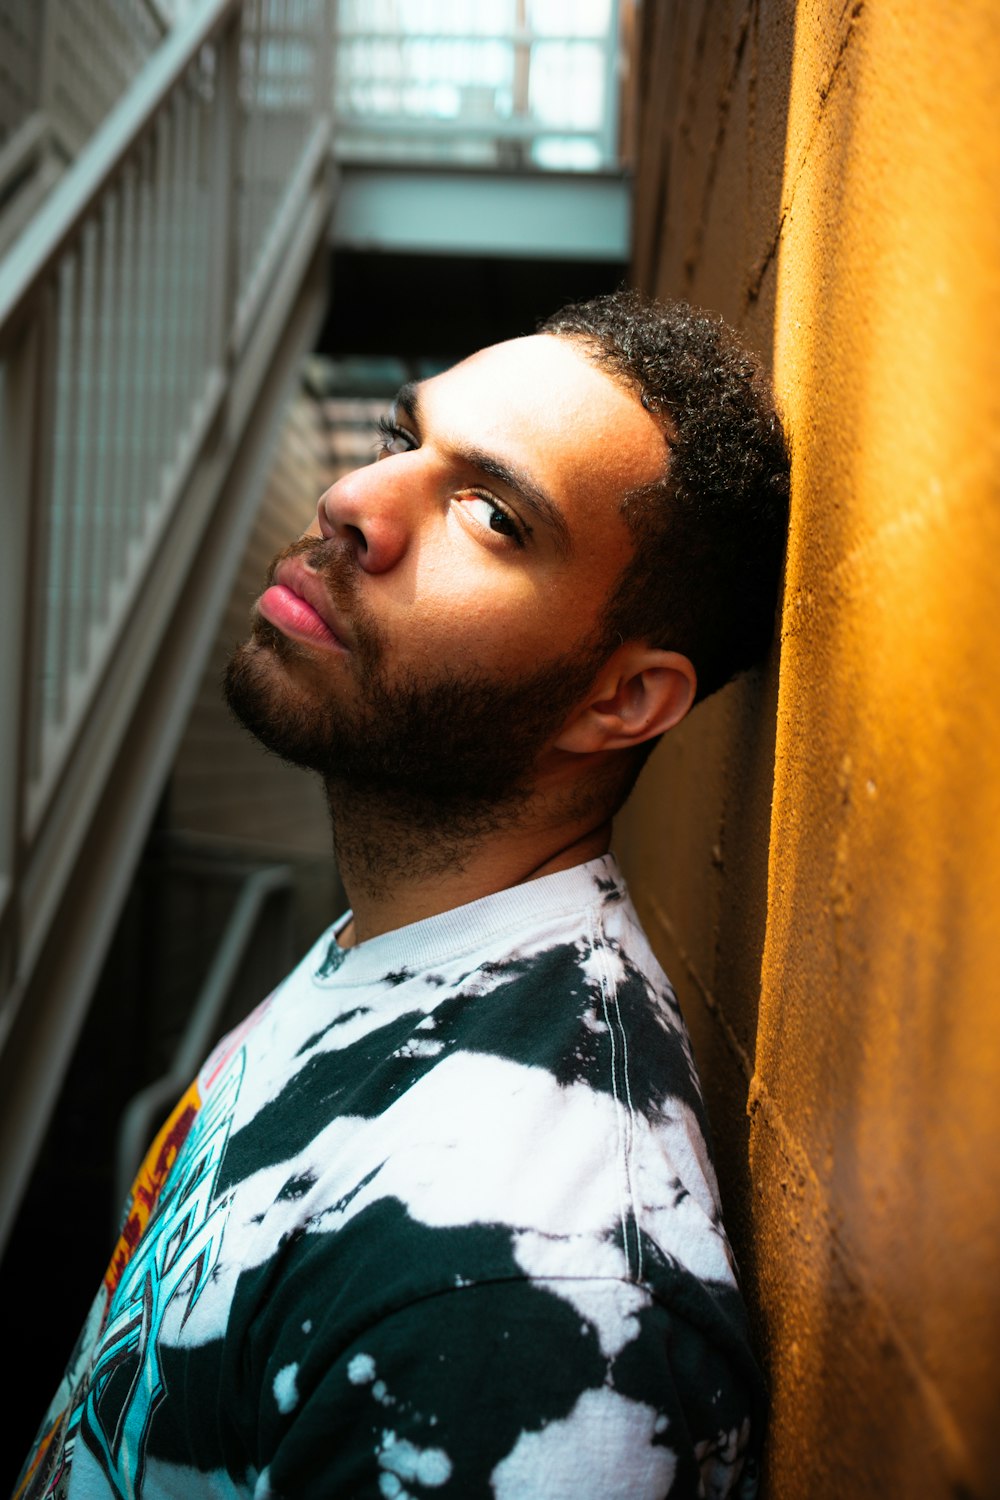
[554,646,697,755]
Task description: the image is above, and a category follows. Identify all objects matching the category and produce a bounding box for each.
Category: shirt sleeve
[246,1276,760,1500]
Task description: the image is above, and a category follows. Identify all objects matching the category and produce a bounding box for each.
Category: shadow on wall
[615,0,797,1367]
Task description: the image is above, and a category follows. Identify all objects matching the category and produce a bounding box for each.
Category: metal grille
[0,0,168,159]
[29,61,221,804]
[0,0,44,152]
[45,0,169,152]
[0,0,332,851]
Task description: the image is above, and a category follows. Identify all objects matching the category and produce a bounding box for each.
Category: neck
[325,776,614,945]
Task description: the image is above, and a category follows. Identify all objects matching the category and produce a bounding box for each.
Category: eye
[375,415,416,457]
[459,493,525,547]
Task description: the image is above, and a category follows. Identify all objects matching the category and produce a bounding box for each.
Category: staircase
[0,0,336,1255]
[0,0,632,1263]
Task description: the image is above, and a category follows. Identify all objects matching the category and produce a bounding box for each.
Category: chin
[223,632,331,772]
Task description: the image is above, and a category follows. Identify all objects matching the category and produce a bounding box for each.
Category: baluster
[44,255,78,753]
[185,63,208,422]
[132,131,154,547]
[92,189,117,632]
[242,0,265,299]
[112,159,137,590]
[175,85,193,455]
[207,21,240,378]
[164,95,182,473]
[67,223,96,684]
[2,293,52,855]
[193,57,213,406]
[148,107,172,510]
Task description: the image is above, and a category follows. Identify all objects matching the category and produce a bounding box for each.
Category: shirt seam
[591,907,642,1284]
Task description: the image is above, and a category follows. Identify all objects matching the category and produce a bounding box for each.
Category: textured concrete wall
[619,3,1000,1494]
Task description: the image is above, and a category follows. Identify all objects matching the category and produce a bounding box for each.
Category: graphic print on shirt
[76,1052,244,1497]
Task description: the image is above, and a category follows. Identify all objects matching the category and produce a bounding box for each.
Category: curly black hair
[540,288,790,703]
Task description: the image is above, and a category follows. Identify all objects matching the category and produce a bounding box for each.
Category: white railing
[0,0,334,1249]
[332,0,622,171]
[114,847,294,1214]
[1,0,170,152]
[0,0,171,246]
[38,0,171,153]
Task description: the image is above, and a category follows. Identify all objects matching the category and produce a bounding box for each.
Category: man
[16,289,789,1499]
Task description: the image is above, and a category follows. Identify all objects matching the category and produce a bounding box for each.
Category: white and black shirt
[19,856,762,1500]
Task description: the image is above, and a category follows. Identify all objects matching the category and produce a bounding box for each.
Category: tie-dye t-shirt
[17,855,763,1500]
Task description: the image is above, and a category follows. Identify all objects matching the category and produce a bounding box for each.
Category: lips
[256,556,347,651]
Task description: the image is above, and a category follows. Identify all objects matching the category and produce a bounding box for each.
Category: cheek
[382,573,566,672]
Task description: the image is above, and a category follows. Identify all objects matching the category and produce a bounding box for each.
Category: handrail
[143,0,175,31]
[0,0,336,1257]
[0,0,333,937]
[0,0,240,338]
[40,0,173,160]
[0,0,171,210]
[114,860,293,1215]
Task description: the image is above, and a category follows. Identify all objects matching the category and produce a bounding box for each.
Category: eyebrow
[393,382,572,555]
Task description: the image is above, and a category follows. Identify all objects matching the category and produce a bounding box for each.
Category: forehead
[419,334,669,533]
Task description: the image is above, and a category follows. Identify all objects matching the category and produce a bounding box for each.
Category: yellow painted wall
[619,2,1000,1494]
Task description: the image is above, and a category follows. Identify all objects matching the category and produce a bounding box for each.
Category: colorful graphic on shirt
[12,1082,208,1500]
[104,1081,202,1298]
[78,1055,242,1496]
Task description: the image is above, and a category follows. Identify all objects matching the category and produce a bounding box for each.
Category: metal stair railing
[39,0,172,157]
[0,0,335,1255]
[0,0,172,251]
[113,853,294,1219]
[1,0,171,158]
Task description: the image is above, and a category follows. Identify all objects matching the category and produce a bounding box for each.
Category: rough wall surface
[619,2,1000,1494]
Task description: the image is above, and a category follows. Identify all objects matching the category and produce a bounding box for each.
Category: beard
[224,537,608,827]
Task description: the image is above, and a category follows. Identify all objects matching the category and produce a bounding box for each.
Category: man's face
[225,334,667,810]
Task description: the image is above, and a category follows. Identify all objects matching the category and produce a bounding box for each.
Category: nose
[314,456,413,574]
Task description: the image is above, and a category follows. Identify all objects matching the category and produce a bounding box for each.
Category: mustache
[264,535,385,668]
[266,536,358,611]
